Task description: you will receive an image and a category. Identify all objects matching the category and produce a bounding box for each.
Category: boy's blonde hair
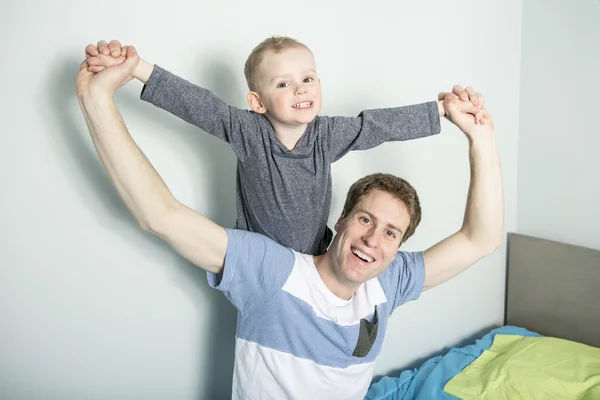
[342,174,422,244]
[244,36,310,92]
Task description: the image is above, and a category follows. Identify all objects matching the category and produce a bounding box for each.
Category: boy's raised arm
[78,46,227,274]
[84,39,258,162]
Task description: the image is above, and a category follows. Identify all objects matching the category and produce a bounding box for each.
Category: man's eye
[360,217,371,224]
[386,231,396,238]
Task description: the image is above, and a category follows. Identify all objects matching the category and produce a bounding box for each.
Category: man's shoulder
[226,228,294,253]
[376,251,425,288]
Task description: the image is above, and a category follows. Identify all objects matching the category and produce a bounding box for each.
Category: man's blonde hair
[342,174,422,244]
[244,36,309,91]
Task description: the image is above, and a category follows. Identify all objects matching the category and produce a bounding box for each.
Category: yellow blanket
[444,334,600,399]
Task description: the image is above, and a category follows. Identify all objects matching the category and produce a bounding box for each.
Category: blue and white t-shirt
[207,229,425,399]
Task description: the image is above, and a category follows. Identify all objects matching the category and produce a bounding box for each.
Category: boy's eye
[277,82,290,88]
[303,77,313,83]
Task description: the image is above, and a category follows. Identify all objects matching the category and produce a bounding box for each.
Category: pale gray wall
[517,0,600,250]
[0,0,522,398]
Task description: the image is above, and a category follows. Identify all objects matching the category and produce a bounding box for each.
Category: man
[77,46,502,399]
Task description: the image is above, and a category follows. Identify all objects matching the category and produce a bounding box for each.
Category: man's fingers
[460,103,480,115]
[109,40,123,58]
[85,56,103,67]
[477,92,485,107]
[87,65,105,73]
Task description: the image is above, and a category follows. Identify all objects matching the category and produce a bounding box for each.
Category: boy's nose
[295,86,308,96]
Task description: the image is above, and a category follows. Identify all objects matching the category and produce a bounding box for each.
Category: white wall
[517,0,600,250]
[0,1,522,398]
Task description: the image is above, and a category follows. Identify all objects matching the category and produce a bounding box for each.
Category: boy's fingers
[85,44,99,57]
[465,86,479,106]
[109,40,123,57]
[97,40,110,55]
[125,45,138,61]
[452,85,469,102]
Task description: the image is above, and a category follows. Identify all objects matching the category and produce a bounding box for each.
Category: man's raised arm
[77,46,227,274]
[422,94,503,290]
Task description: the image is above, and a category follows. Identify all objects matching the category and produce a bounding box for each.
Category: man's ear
[247,91,267,114]
[334,211,345,232]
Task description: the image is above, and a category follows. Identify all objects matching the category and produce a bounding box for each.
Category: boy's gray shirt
[141,66,441,255]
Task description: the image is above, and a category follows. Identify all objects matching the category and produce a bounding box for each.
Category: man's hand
[423,90,501,291]
[77,45,139,101]
[438,85,485,123]
[83,39,154,84]
[443,92,493,140]
[84,40,127,73]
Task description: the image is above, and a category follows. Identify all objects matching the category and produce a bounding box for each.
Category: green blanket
[444,334,600,399]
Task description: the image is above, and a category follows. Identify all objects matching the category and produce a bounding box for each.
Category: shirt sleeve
[206,229,295,314]
[378,251,426,311]
[140,65,262,162]
[322,102,441,162]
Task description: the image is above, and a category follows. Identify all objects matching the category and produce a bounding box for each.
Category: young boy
[84,37,483,255]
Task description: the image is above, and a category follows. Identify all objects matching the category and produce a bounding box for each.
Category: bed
[365,233,600,399]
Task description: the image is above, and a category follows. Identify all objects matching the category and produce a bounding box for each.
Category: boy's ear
[334,211,345,232]
[247,91,267,114]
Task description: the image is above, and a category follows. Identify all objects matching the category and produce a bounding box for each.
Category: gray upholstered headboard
[505,233,600,347]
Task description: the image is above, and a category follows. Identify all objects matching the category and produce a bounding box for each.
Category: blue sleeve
[322,102,441,162]
[206,229,295,314]
[378,251,426,311]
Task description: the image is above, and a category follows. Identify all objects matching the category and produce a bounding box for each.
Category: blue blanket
[365,326,541,400]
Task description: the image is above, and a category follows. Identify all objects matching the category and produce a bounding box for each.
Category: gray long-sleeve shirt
[141,66,441,255]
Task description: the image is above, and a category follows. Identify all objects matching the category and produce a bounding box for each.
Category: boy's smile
[252,46,322,129]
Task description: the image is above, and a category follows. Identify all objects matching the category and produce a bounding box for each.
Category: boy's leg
[316,226,334,255]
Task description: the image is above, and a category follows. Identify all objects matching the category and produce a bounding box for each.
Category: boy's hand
[438,85,485,123]
[440,85,484,108]
[84,40,127,73]
[443,93,493,140]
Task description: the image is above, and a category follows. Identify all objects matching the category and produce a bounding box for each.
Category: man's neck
[313,253,359,301]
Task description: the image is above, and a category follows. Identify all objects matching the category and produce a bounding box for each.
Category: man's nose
[362,228,379,248]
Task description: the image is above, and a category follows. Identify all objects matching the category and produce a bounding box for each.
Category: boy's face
[330,190,410,286]
[255,46,322,127]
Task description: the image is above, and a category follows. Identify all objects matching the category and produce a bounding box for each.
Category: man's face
[331,190,411,286]
[255,46,322,126]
